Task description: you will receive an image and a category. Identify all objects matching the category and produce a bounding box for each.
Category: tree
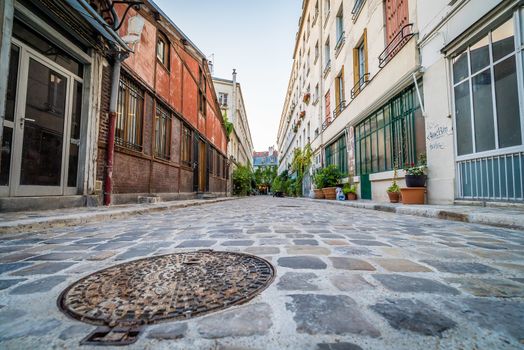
[290,144,312,197]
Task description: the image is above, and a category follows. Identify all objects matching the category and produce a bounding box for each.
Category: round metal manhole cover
[57,250,275,327]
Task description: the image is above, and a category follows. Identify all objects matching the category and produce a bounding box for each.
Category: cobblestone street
[0,197,523,349]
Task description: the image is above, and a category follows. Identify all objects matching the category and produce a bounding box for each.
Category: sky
[154,0,302,151]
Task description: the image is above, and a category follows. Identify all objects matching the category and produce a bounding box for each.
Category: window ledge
[334,35,345,58]
[369,169,406,182]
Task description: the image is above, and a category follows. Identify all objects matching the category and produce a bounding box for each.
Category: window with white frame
[218,92,228,106]
[452,17,523,156]
[324,36,331,69]
[336,5,344,46]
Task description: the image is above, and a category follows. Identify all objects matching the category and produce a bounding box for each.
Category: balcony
[350,73,370,99]
[379,24,414,68]
[333,100,346,118]
[351,0,366,21]
[321,118,332,131]
[334,32,345,56]
[323,59,332,77]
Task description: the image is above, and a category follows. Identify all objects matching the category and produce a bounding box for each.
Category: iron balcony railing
[334,32,345,53]
[322,118,332,131]
[378,24,414,68]
[323,59,332,76]
[351,0,366,21]
[351,73,370,99]
[333,100,347,118]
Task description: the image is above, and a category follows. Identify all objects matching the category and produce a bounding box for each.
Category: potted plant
[387,181,401,203]
[343,183,357,200]
[312,170,325,199]
[300,110,306,119]
[404,154,427,187]
[318,165,343,200]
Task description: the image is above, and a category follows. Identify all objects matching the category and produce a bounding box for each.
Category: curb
[0,197,238,234]
[303,198,524,231]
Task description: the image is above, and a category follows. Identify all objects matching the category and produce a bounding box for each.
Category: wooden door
[198,140,206,192]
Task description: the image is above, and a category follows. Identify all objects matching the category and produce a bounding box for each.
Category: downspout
[104,56,125,206]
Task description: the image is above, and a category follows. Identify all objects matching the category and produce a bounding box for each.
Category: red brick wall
[96,3,228,198]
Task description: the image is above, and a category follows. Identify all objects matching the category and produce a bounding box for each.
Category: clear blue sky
[153,0,302,151]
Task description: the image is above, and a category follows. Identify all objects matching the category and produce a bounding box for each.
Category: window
[198,68,207,116]
[314,41,319,63]
[155,104,171,160]
[334,67,345,116]
[336,6,344,48]
[156,33,169,68]
[314,83,320,104]
[352,30,368,97]
[351,0,366,20]
[452,18,522,156]
[116,75,144,151]
[219,92,228,106]
[325,135,347,174]
[181,125,192,165]
[325,0,331,19]
[355,85,425,175]
[324,37,331,70]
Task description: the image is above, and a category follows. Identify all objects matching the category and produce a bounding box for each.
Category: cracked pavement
[0,197,523,349]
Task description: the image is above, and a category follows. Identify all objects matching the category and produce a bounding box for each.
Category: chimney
[231,69,237,124]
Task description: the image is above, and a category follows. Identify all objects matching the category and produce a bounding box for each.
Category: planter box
[405,175,426,187]
[346,193,357,200]
[313,189,325,199]
[322,187,337,200]
[400,187,425,204]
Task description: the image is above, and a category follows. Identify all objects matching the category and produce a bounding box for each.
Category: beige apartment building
[278,0,523,204]
[213,70,254,171]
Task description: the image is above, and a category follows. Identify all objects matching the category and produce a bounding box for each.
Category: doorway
[0,38,83,197]
[198,139,207,192]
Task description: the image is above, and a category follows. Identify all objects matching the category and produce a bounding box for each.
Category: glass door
[7,40,81,197]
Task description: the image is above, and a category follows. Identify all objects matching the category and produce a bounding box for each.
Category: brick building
[96,2,228,204]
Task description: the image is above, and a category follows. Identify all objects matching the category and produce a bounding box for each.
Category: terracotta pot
[322,187,337,200]
[346,193,357,200]
[405,175,427,187]
[387,191,400,203]
[400,187,426,204]
[313,189,325,199]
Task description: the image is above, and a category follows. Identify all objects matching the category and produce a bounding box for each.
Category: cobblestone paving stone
[0,197,523,349]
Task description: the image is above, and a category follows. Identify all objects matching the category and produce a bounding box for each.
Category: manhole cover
[58,250,274,344]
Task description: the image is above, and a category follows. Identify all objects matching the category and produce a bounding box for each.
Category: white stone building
[278,0,523,204]
[213,71,254,169]
[418,0,523,204]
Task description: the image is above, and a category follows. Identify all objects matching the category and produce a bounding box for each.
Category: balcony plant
[404,154,427,187]
[343,183,357,200]
[303,93,311,104]
[300,110,306,119]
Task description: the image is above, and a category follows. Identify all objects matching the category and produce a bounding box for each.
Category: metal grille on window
[155,104,171,160]
[116,76,144,151]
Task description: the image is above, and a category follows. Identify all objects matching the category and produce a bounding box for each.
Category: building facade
[278,0,522,204]
[213,72,254,170]
[418,0,523,203]
[0,0,229,210]
[253,147,279,171]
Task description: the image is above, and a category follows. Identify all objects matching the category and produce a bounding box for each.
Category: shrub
[342,183,357,195]
[232,165,253,196]
[314,165,344,188]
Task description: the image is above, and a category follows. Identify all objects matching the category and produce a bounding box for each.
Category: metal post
[104,57,123,206]
[0,0,15,170]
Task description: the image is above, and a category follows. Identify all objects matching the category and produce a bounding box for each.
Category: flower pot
[322,187,337,200]
[405,175,427,187]
[387,191,400,203]
[346,193,357,200]
[313,189,325,199]
[400,187,426,204]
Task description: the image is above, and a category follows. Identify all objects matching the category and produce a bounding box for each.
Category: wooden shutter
[385,0,409,44]
[363,29,368,75]
[340,65,345,101]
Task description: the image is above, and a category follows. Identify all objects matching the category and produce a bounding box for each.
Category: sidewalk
[304,198,524,231]
[0,197,236,234]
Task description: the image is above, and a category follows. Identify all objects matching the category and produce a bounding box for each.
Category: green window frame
[355,85,423,175]
[325,135,347,174]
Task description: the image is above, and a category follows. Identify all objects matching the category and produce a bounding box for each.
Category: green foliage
[313,165,344,189]
[232,165,253,196]
[387,181,400,193]
[290,145,313,197]
[342,183,357,195]
[254,166,278,189]
[403,153,427,176]
[222,111,234,138]
[272,170,291,195]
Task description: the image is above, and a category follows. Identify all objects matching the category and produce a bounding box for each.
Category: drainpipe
[104,54,126,206]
